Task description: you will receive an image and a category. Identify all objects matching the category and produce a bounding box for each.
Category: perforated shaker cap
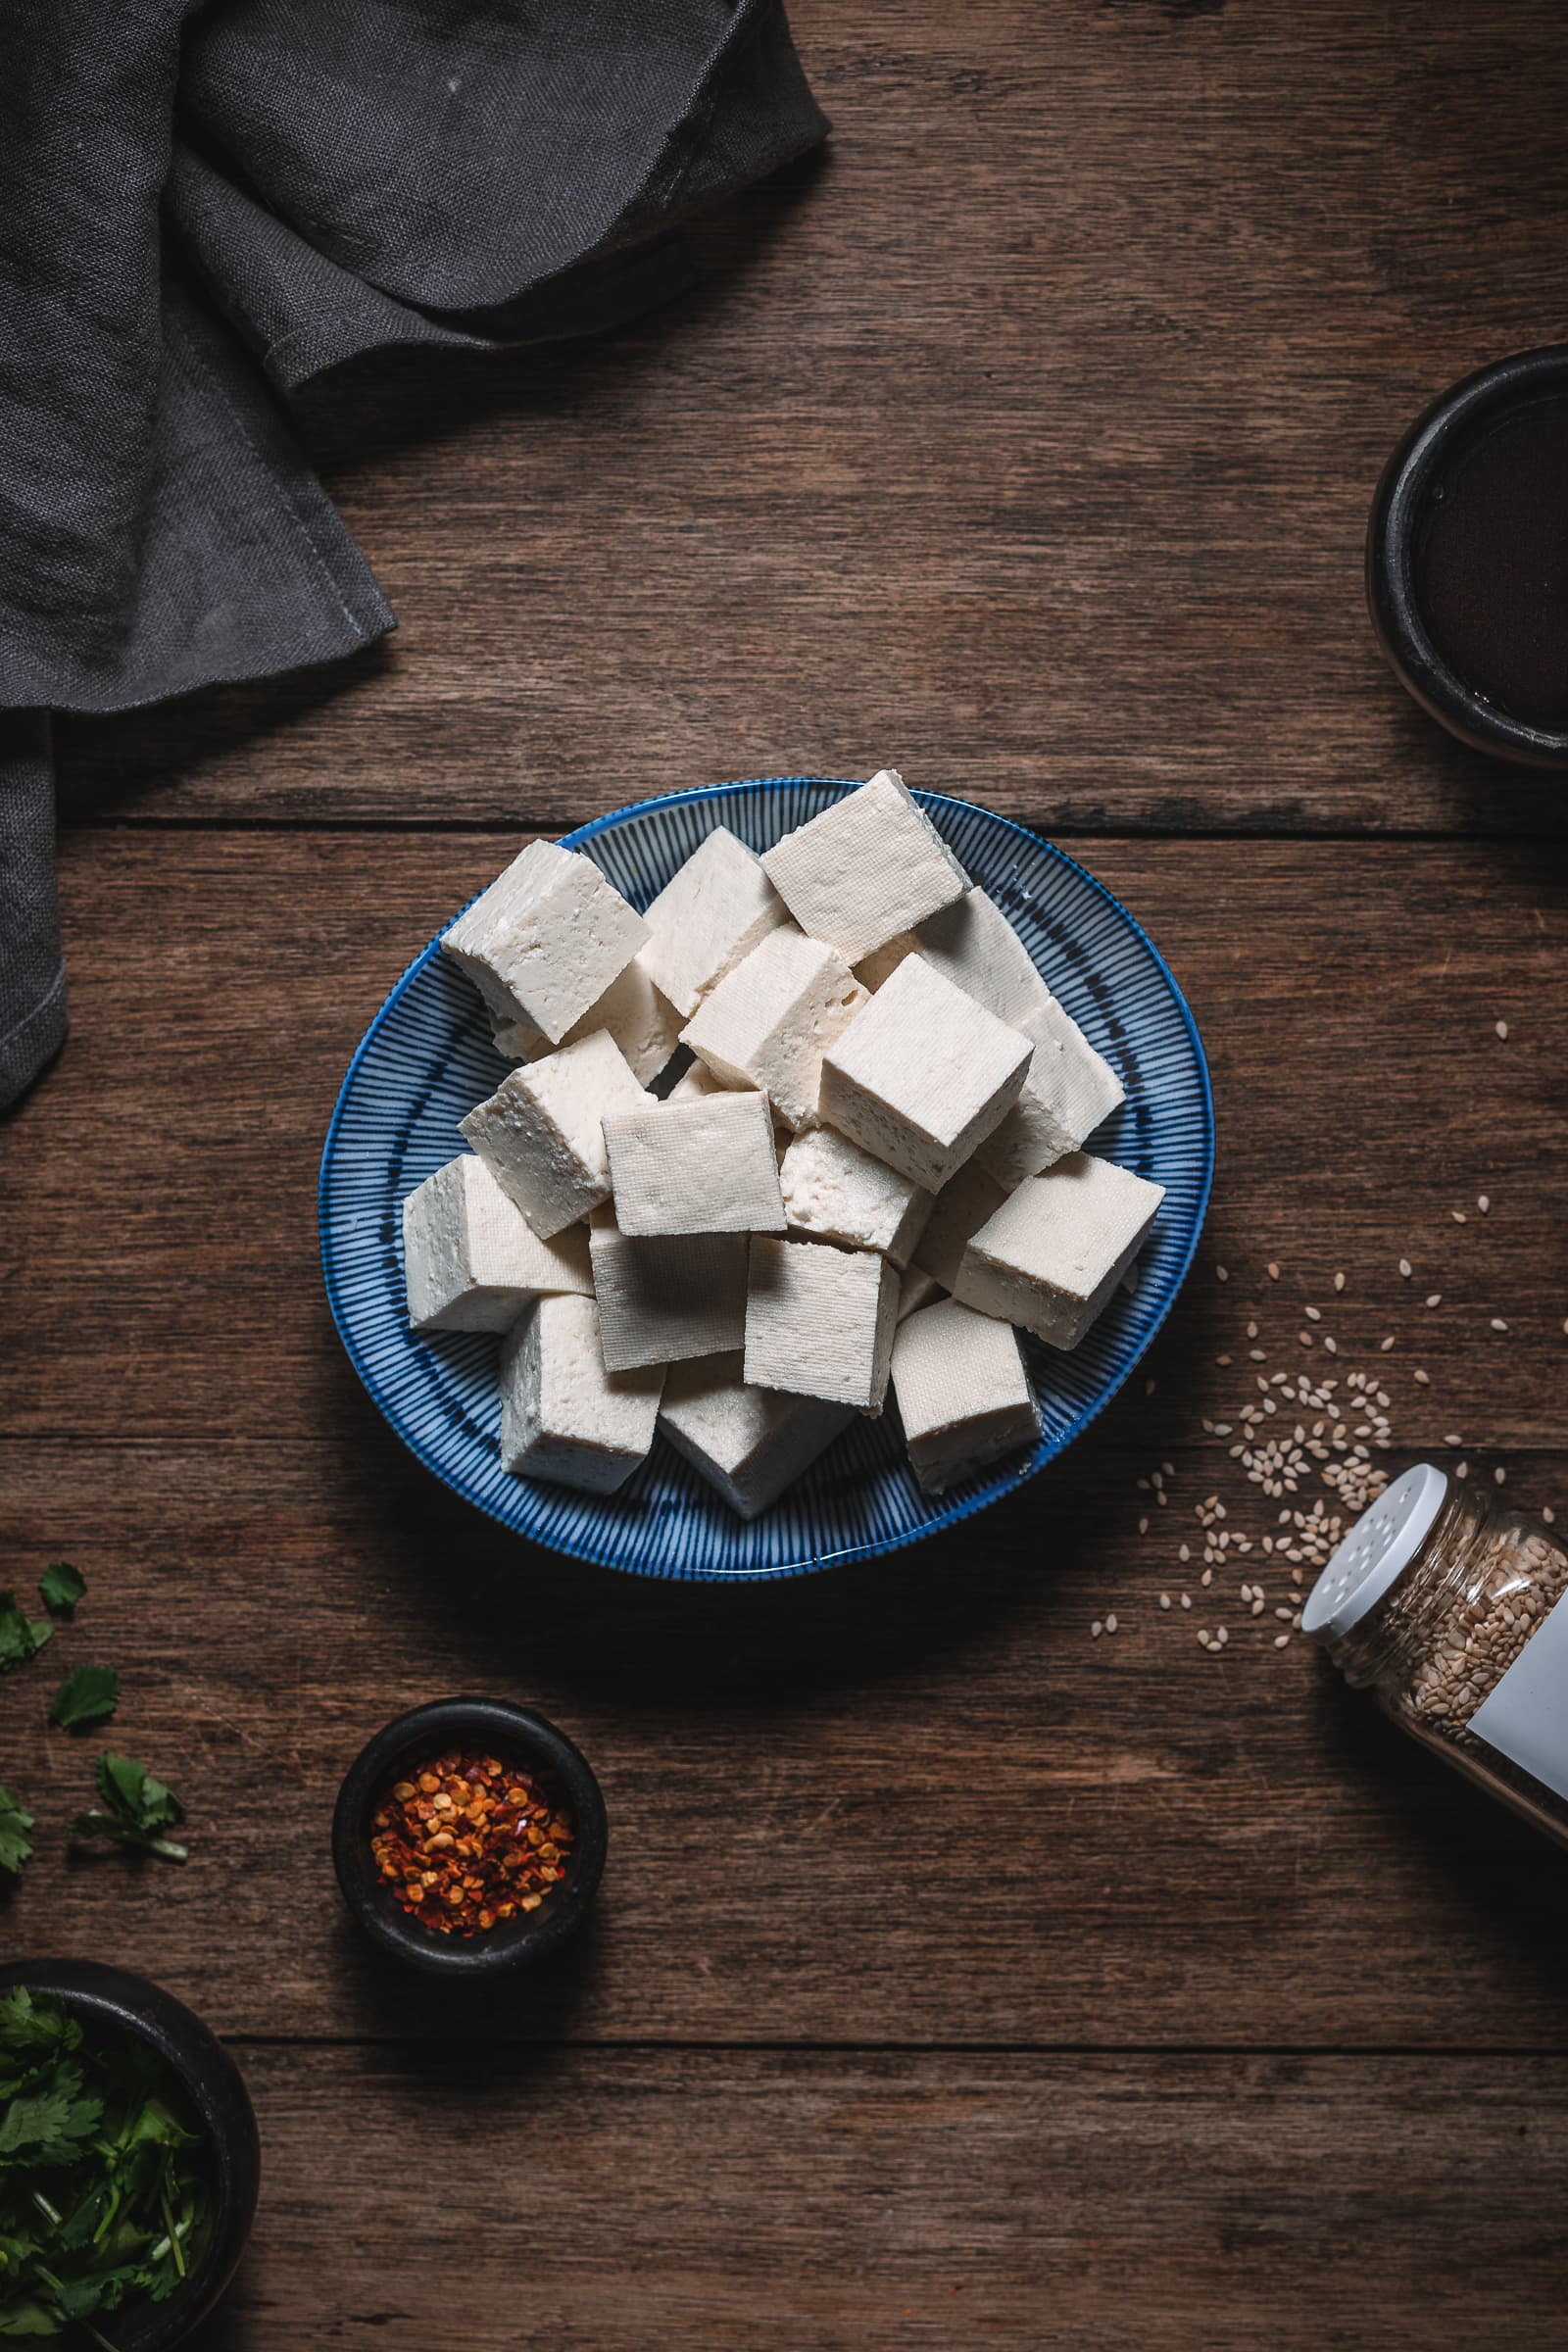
[1302,1463,1449,1643]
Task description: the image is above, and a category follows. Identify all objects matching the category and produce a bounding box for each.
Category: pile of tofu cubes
[401,770,1164,1520]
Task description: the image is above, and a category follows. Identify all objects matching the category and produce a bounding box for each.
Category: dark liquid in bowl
[1414,392,1568,732]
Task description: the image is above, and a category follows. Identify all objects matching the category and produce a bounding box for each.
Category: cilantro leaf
[0,1991,76,2063]
[69,1756,188,1863]
[0,1598,50,1675]
[37,1565,85,1617]
[0,1790,33,1878]
[0,2084,102,2168]
[49,1666,120,1733]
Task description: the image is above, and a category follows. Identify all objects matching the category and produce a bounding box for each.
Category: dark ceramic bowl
[0,1959,260,2349]
[1367,342,1568,767]
[332,1696,607,1978]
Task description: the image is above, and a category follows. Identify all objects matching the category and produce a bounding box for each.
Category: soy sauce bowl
[0,1959,260,2350]
[332,1697,607,1977]
[1366,342,1568,767]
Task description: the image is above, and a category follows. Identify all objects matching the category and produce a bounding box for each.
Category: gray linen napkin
[0,0,825,1107]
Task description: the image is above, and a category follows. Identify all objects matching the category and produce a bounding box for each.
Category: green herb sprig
[69,1758,187,1866]
[0,1987,211,2341]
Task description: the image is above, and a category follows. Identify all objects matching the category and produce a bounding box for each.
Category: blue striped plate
[319,781,1213,1580]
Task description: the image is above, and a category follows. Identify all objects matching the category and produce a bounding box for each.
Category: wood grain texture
[52,0,1568,837]
[2,830,1566,2047]
[186,2049,1568,2351]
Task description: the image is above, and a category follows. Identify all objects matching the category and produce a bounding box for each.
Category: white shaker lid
[1302,1462,1449,1643]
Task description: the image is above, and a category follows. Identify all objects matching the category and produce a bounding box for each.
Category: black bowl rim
[1366,340,1568,767]
[0,1958,260,2352]
[331,1696,608,1977]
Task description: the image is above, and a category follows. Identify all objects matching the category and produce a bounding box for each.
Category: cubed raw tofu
[603,1093,785,1236]
[973,998,1126,1187]
[779,1126,933,1268]
[681,927,866,1132]
[637,827,791,1018]
[442,839,648,1044]
[892,1298,1040,1494]
[491,951,681,1087]
[460,1029,646,1240]
[897,1263,947,1322]
[402,1154,593,1333]
[912,888,1054,1028]
[954,1152,1165,1349]
[745,1237,899,1412]
[659,1352,853,1520]
[500,1294,662,1494]
[911,1161,1010,1291]
[819,954,1032,1193]
[589,1222,748,1371]
[760,769,968,961]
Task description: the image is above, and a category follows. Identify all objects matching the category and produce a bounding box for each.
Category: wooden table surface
[7,3,1568,2343]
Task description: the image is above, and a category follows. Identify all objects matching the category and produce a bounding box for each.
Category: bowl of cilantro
[0,1961,259,2347]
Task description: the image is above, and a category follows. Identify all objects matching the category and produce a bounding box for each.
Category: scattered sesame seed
[1180,1593,1192,1609]
[1491,1318,1508,1333]
[1274,1635,1290,1649]
[1452,1210,1467,1224]
[1159,1593,1171,1609]
[1494,1467,1507,1486]
[1200,1568,1213,1587]
[1267,1262,1281,1280]
[1298,1330,1313,1348]
[1381,1336,1396,1351]
[1445,1433,1462,1446]
[1104,1614,1118,1634]
[1399,1259,1412,1278]
[1216,1353,1232,1366]
[1138,1516,1149,1535]
[1304,1305,1321,1322]
[1333,1271,1345,1293]
[1456,1461,1468,1479]
[1215,1265,1229,1283]
[1544,1507,1557,1527]
[1478,1196,1490,1213]
[1426,1294,1441,1308]
[1495,1020,1508,1040]
[1145,1377,1156,1396]
[1092,1621,1103,1638]
[1413,1369,1430,1385]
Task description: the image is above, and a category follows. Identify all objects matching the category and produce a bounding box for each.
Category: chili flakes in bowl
[368,1749,573,1936]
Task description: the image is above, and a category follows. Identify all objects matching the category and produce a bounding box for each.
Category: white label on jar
[1467,1586,1568,1802]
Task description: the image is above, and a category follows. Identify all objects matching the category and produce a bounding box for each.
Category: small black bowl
[1367,342,1568,767]
[332,1696,607,1977]
[0,1958,260,2350]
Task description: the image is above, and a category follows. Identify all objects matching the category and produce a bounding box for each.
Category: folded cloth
[0,0,826,1108]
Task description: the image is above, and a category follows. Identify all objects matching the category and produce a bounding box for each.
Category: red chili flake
[369,1748,574,1937]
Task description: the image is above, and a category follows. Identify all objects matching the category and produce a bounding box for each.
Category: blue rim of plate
[319,779,1214,1581]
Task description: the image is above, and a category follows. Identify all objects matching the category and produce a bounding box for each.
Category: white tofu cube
[442,839,647,1044]
[491,951,681,1087]
[500,1294,662,1494]
[973,998,1126,1187]
[912,887,1054,1028]
[402,1154,593,1333]
[819,954,1032,1193]
[896,1264,947,1322]
[603,1093,785,1236]
[659,1352,853,1520]
[745,1237,899,1412]
[760,769,968,960]
[954,1152,1165,1349]
[588,1222,748,1371]
[911,1161,1010,1291]
[892,1298,1040,1494]
[779,1126,932,1268]
[680,926,866,1132]
[637,827,791,1018]
[460,1029,647,1240]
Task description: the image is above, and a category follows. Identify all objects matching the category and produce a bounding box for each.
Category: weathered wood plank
[185,2049,1568,2350]
[53,0,1568,836]
[3,1431,1566,2047]
[3,831,1564,1451]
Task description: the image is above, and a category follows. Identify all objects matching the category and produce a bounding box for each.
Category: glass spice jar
[1303,1463,1568,1848]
